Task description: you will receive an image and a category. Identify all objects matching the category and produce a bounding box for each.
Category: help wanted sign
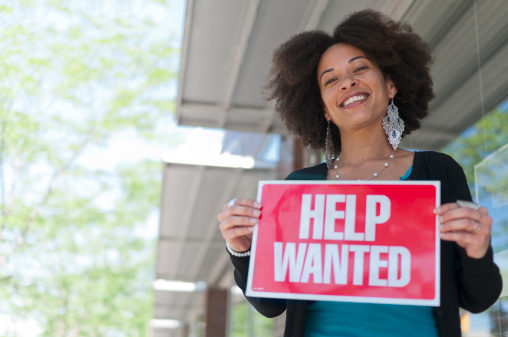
[246,181,441,306]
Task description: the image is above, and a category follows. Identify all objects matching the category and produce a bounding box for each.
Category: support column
[278,136,302,179]
[177,323,189,337]
[273,311,286,337]
[278,136,322,179]
[205,287,228,337]
[292,137,304,172]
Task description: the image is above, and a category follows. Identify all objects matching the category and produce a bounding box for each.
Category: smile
[342,94,368,107]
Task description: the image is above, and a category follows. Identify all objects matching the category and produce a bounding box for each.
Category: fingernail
[433,207,440,213]
[253,210,260,217]
[248,227,254,232]
[249,218,257,224]
[254,202,262,208]
[439,224,444,231]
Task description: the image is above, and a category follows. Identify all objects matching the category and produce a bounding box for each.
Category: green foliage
[441,104,508,254]
[441,107,508,190]
[0,0,180,335]
[229,300,273,337]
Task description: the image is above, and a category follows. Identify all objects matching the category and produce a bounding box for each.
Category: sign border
[246,180,441,306]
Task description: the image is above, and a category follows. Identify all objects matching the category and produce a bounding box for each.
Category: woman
[217,10,502,337]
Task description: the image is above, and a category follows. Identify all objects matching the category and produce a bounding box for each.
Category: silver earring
[382,98,404,150]
[325,120,334,169]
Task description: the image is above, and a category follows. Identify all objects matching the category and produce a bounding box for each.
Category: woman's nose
[341,77,357,90]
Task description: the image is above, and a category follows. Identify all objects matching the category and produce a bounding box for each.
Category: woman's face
[317,43,397,132]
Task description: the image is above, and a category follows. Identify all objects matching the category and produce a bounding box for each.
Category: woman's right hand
[217,198,261,252]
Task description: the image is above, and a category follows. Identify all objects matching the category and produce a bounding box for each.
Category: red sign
[246,181,441,306]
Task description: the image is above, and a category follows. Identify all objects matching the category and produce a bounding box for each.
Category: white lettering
[350,245,370,285]
[301,244,322,283]
[344,195,364,241]
[299,194,325,239]
[274,242,307,282]
[388,246,411,287]
[273,243,412,288]
[365,195,391,241]
[323,244,349,284]
[369,245,388,286]
[324,194,345,240]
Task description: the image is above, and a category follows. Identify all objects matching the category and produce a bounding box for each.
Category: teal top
[304,301,438,337]
[400,165,413,180]
[304,165,438,337]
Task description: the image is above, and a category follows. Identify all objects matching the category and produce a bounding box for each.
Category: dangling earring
[382,98,405,150]
[325,120,335,169]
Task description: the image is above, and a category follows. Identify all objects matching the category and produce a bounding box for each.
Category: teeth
[344,95,366,106]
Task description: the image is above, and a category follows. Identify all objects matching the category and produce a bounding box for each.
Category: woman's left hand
[434,202,493,259]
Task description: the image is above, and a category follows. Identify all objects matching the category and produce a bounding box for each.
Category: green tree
[441,107,508,188]
[441,106,508,335]
[441,105,508,251]
[0,1,181,335]
[229,300,273,337]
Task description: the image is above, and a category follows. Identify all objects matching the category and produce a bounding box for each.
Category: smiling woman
[264,10,433,156]
[217,9,502,337]
[318,44,397,139]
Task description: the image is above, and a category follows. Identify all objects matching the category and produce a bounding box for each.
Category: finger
[477,206,489,216]
[439,230,472,244]
[220,216,258,230]
[439,231,490,258]
[439,218,480,233]
[218,205,261,222]
[434,201,486,213]
[222,198,261,209]
[222,226,255,242]
[227,198,237,208]
[438,206,484,224]
[435,202,490,218]
[222,198,261,211]
[434,202,460,215]
[439,230,490,248]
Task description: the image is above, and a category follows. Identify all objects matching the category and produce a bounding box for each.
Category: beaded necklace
[334,149,397,181]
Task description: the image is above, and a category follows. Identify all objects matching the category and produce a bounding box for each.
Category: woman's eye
[354,66,368,72]
[325,78,337,85]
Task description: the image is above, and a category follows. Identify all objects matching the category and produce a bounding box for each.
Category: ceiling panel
[155,162,276,330]
[231,0,310,107]
[181,0,246,103]
[159,1,508,334]
[177,0,508,148]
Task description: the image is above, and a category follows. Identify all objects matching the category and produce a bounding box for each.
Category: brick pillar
[278,136,305,179]
[278,136,318,179]
[205,287,228,337]
[292,137,304,172]
[177,323,189,337]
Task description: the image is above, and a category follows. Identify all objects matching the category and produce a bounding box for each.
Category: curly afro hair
[264,9,434,155]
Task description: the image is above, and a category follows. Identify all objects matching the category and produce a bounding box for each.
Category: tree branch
[0,108,9,253]
[0,154,20,245]
[0,132,93,270]
[5,155,20,216]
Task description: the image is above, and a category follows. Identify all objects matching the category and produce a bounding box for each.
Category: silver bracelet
[226,241,250,257]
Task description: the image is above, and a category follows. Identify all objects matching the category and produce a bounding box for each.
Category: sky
[77,0,230,171]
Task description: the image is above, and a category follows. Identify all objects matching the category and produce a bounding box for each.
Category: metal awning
[155,1,508,335]
[175,0,508,148]
[154,162,276,336]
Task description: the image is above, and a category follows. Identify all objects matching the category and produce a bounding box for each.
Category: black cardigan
[230,151,502,337]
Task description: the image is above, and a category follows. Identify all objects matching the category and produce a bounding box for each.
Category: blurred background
[1,0,507,336]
